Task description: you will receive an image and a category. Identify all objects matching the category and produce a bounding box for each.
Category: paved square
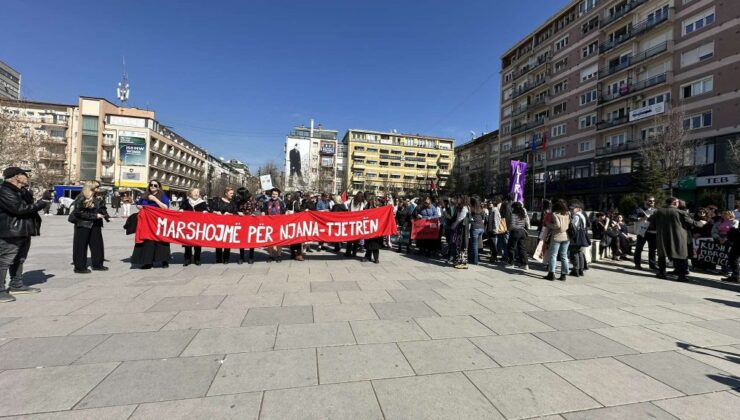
[3,217,739,418]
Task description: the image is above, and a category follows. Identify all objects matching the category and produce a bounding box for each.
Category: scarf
[188,198,205,208]
[267,199,282,215]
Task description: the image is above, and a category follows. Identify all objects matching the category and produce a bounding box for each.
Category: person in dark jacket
[71,181,109,273]
[262,188,286,262]
[650,197,705,282]
[9,183,42,291]
[236,187,257,264]
[330,193,348,252]
[180,187,209,266]
[131,179,170,269]
[362,196,383,263]
[0,167,46,302]
[210,187,239,264]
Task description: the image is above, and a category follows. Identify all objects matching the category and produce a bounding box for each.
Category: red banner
[411,218,440,240]
[135,206,398,248]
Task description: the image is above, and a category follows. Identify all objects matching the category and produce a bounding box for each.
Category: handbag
[495,217,508,234]
[67,212,78,224]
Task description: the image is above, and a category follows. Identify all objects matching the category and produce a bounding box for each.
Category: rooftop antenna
[117,57,130,104]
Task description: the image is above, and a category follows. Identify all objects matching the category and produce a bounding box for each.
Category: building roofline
[454,130,499,150]
[0,97,76,108]
[0,60,20,75]
[344,128,455,142]
[500,0,579,59]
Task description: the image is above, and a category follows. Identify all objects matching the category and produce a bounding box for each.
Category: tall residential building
[342,129,454,195]
[499,0,740,210]
[0,60,21,99]
[0,98,75,185]
[452,131,499,196]
[335,143,348,193]
[284,120,339,193]
[74,97,208,194]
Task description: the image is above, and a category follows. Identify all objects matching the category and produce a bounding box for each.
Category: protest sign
[136,206,397,248]
[411,218,440,240]
[696,239,733,268]
[260,175,273,190]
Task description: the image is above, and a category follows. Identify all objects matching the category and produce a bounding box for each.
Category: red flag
[341,191,347,202]
[542,132,548,151]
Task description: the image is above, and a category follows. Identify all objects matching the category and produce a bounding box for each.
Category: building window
[609,157,632,175]
[554,57,568,73]
[693,143,715,165]
[642,92,671,107]
[552,102,567,116]
[681,42,714,67]
[681,76,713,99]
[683,7,715,36]
[503,105,512,118]
[578,141,593,153]
[502,143,511,151]
[551,146,566,159]
[683,111,712,130]
[573,166,590,178]
[581,16,599,33]
[553,79,568,94]
[367,147,378,153]
[607,133,627,148]
[580,89,597,105]
[555,35,569,51]
[502,124,511,135]
[580,64,598,82]
[582,41,598,58]
[579,114,597,129]
[80,116,99,181]
[551,124,567,138]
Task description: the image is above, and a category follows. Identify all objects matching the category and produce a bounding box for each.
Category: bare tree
[257,161,282,191]
[726,137,740,177]
[638,105,698,196]
[0,101,65,192]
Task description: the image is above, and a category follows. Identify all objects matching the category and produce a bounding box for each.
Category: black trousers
[8,237,31,288]
[215,248,231,263]
[184,246,201,262]
[290,244,303,256]
[569,246,586,272]
[507,229,528,266]
[634,233,656,268]
[240,248,254,260]
[73,226,104,270]
[659,256,689,276]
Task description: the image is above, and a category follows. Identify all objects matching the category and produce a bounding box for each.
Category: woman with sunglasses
[211,187,239,264]
[131,180,171,269]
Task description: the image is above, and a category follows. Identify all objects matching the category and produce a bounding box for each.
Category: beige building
[452,131,499,196]
[343,129,454,195]
[499,0,740,209]
[0,98,75,186]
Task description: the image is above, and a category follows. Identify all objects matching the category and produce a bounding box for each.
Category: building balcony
[598,72,668,105]
[511,118,546,135]
[595,139,640,156]
[600,0,649,28]
[598,41,668,79]
[511,95,550,118]
[600,13,668,55]
[41,136,67,145]
[511,54,550,82]
[101,156,114,166]
[596,115,630,131]
[511,77,548,100]
[102,138,116,147]
[38,151,65,161]
[100,173,114,182]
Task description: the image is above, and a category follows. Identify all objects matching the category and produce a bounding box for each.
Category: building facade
[343,129,454,195]
[284,121,338,193]
[0,60,20,99]
[0,98,75,186]
[499,0,740,210]
[452,131,499,196]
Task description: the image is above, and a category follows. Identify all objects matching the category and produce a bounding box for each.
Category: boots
[559,274,567,281]
[544,272,555,281]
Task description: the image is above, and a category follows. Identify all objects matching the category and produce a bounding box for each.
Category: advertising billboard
[320,141,336,155]
[119,131,147,167]
[284,137,311,190]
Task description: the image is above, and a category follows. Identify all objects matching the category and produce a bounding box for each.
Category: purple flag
[509,160,527,204]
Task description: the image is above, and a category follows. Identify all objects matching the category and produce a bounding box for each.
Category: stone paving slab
[5,218,740,418]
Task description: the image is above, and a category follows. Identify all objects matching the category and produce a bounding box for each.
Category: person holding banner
[236,187,259,264]
[330,194,348,252]
[414,196,438,258]
[316,192,334,251]
[211,187,239,264]
[362,195,383,264]
[345,192,366,258]
[262,188,286,262]
[131,180,170,269]
[180,187,209,266]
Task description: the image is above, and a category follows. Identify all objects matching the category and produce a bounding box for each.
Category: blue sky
[3,0,566,169]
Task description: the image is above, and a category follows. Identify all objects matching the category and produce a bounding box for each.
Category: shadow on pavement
[22,269,55,286]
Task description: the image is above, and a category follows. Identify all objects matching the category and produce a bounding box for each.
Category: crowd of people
[2,164,740,303]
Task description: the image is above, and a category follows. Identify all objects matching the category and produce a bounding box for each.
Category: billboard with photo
[119,131,147,167]
[320,141,336,155]
[284,137,311,190]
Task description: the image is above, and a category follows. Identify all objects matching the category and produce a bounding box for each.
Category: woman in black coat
[210,187,238,264]
[131,179,171,269]
[362,196,383,264]
[71,181,109,273]
[180,187,209,266]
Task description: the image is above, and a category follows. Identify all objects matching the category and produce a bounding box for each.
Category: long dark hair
[236,187,251,204]
[470,197,483,214]
[456,195,470,209]
[552,199,568,215]
[147,179,164,200]
[512,201,526,218]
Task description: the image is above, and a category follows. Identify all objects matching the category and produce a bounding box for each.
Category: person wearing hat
[262,187,285,262]
[0,167,46,302]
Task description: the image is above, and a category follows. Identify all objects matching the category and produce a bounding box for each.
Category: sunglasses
[149,184,160,187]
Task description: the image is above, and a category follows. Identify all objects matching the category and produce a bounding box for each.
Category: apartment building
[75,97,208,194]
[343,129,454,195]
[499,0,740,209]
[452,131,499,196]
[0,60,21,99]
[0,98,75,185]
[284,121,339,193]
